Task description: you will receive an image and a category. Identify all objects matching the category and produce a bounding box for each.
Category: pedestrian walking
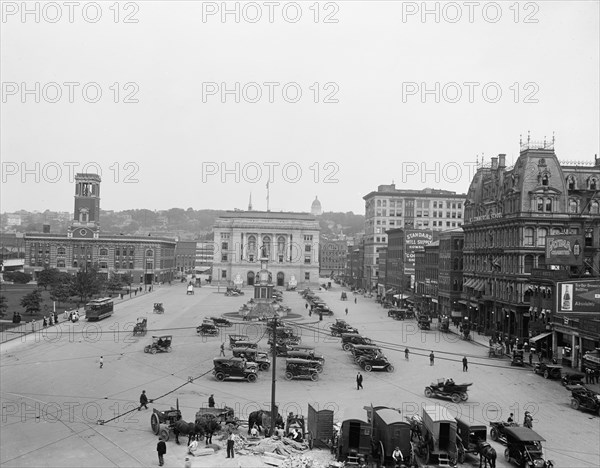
[48,315,53,326]
[356,372,363,390]
[462,356,468,372]
[220,343,225,356]
[208,394,215,408]
[30,320,35,333]
[305,303,308,309]
[585,368,591,384]
[226,432,235,458]
[54,312,58,324]
[157,436,167,466]
[529,352,533,366]
[507,413,514,423]
[429,351,435,366]
[345,308,348,315]
[99,356,103,369]
[405,348,409,360]
[139,390,149,410]
[43,317,47,328]
[319,312,323,322]
[354,297,357,304]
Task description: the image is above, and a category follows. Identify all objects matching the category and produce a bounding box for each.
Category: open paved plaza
[1,281,599,467]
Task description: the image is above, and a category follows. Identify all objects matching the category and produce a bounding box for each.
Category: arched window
[537,228,547,247]
[566,175,576,190]
[541,174,549,186]
[524,227,534,246]
[99,248,108,256]
[146,249,153,257]
[569,199,578,213]
[524,255,534,274]
[588,177,598,190]
[589,201,599,214]
[57,259,66,268]
[551,227,562,235]
[537,197,544,211]
[545,198,552,212]
[115,261,120,269]
[57,247,66,255]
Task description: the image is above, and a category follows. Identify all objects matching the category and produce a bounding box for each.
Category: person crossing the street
[462,356,468,372]
[405,348,410,360]
[429,351,435,366]
[139,390,149,410]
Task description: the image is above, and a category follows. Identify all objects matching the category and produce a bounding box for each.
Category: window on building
[537,198,544,211]
[569,199,578,213]
[524,227,534,246]
[221,270,227,278]
[545,198,552,212]
[585,229,593,247]
[589,177,598,190]
[542,174,549,186]
[446,222,450,227]
[304,235,313,241]
[305,272,310,280]
[524,254,534,273]
[221,254,228,262]
[304,256,311,264]
[567,176,576,190]
[221,242,228,250]
[590,201,600,214]
[146,249,153,257]
[537,228,547,247]
[129,262,134,269]
[538,255,546,269]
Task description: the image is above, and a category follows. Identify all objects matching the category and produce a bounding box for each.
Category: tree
[20,289,42,314]
[49,273,73,306]
[37,267,61,290]
[71,267,104,303]
[4,271,33,284]
[106,275,123,293]
[0,295,8,318]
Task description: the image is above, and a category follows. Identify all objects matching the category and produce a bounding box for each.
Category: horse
[247,410,283,437]
[406,415,423,441]
[477,441,497,468]
[172,419,204,446]
[198,418,221,445]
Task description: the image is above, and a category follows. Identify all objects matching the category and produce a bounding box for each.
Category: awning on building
[464,279,474,288]
[386,288,395,294]
[431,298,438,303]
[469,302,478,307]
[458,300,468,305]
[474,279,486,292]
[529,332,553,343]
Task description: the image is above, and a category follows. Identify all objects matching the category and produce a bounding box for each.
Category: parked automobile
[357,355,394,373]
[502,427,553,468]
[532,363,563,379]
[341,334,373,351]
[286,350,324,372]
[284,358,319,381]
[212,357,258,382]
[231,347,271,371]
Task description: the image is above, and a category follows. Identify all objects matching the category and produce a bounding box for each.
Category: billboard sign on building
[556,279,600,315]
[404,230,433,274]
[546,235,584,266]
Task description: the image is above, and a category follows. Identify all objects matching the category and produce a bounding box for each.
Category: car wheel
[343,344,351,351]
[260,363,270,371]
[151,413,160,434]
[144,347,149,353]
[285,372,293,381]
[387,365,395,373]
[544,370,550,379]
[571,399,580,410]
[504,448,510,463]
[364,364,373,372]
[490,428,499,441]
[151,348,157,354]
[215,372,225,381]
[247,373,257,383]
[315,365,323,373]
[167,347,172,353]
[424,387,433,398]
[451,393,461,403]
[461,392,468,401]
[311,373,319,382]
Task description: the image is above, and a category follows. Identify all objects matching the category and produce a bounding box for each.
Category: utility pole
[270,315,278,436]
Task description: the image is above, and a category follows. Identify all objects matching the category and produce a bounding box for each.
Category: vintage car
[228,334,250,348]
[503,427,553,468]
[330,319,359,337]
[133,317,148,336]
[284,358,320,381]
[213,357,258,382]
[210,316,232,327]
[489,421,520,445]
[197,322,219,336]
[570,386,600,415]
[350,344,383,361]
[562,372,585,386]
[314,305,334,315]
[417,315,431,330]
[153,303,164,314]
[440,316,450,332]
[286,350,324,372]
[144,335,172,354]
[388,308,408,320]
[231,347,271,371]
[341,334,373,351]
[533,363,563,379]
[424,378,472,403]
[511,349,525,367]
[357,354,394,372]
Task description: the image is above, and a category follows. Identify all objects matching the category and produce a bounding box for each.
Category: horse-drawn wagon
[369,406,411,466]
[456,417,488,463]
[307,403,334,450]
[414,405,458,466]
[153,303,164,314]
[150,405,181,441]
[336,407,371,465]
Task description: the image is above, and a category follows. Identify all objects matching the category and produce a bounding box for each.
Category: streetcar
[85,298,114,321]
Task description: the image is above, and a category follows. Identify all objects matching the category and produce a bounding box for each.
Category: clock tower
[68,173,101,239]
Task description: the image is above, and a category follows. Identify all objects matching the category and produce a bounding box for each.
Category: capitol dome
[311,196,322,215]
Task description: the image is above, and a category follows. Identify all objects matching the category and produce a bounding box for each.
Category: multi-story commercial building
[24,173,176,284]
[349,238,365,290]
[363,185,466,290]
[437,229,465,317]
[212,211,320,287]
[319,237,348,279]
[461,139,600,368]
[196,242,215,271]
[175,241,197,274]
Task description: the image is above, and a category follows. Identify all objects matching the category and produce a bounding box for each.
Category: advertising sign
[404,230,433,274]
[556,279,600,315]
[546,235,584,266]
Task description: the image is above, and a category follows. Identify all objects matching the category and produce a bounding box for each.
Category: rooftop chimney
[491,157,498,170]
[498,154,506,168]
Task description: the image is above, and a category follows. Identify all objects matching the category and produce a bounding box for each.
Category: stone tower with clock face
[67,173,101,239]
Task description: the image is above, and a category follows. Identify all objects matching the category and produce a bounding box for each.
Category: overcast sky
[1,1,598,215]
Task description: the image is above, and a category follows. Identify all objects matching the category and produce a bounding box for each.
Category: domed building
[311,196,322,216]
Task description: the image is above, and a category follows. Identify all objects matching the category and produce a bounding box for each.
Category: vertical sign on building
[404,230,434,275]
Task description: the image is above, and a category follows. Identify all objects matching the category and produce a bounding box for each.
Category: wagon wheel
[571,399,580,410]
[342,343,352,351]
[144,347,149,353]
[315,365,323,373]
[285,372,293,381]
[159,425,170,442]
[424,387,433,398]
[379,441,385,467]
[151,413,160,434]
[260,363,270,371]
[151,348,157,354]
[215,372,225,381]
[451,393,461,403]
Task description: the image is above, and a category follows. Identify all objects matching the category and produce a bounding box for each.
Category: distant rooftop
[364,185,466,200]
[219,210,317,221]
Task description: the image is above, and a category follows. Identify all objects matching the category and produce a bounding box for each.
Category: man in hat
[392,446,404,467]
[157,436,166,466]
[208,394,215,408]
[139,390,149,410]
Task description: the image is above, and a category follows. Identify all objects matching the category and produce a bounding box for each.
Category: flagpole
[266,181,270,212]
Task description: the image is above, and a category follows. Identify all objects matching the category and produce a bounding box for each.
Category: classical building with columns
[212,211,320,288]
[24,173,176,284]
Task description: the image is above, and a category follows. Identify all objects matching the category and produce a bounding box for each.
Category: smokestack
[498,154,506,168]
[491,157,498,170]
